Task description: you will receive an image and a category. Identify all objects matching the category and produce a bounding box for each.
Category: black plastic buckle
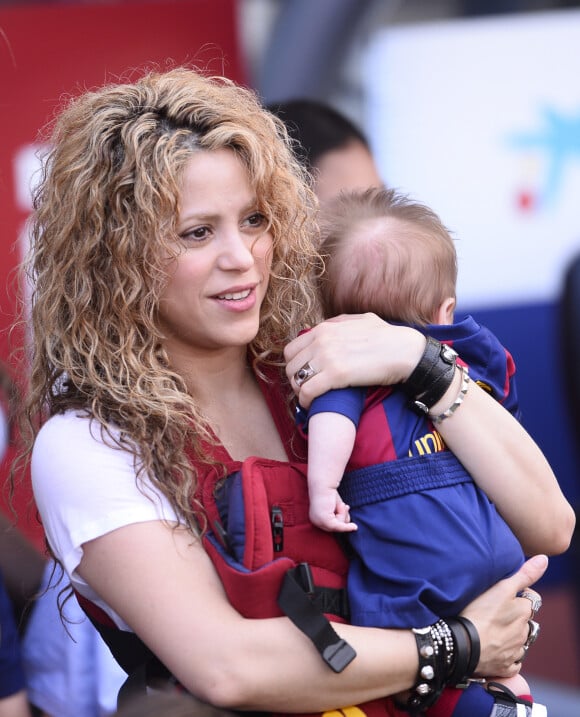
[295,562,315,594]
[322,639,357,673]
[212,520,234,557]
[278,565,357,674]
[271,506,284,553]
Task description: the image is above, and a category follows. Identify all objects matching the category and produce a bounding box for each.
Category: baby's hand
[309,491,358,533]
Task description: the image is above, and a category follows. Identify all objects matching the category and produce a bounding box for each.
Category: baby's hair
[318,187,457,326]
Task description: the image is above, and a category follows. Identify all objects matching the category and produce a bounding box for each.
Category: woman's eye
[181,226,209,242]
[245,212,266,228]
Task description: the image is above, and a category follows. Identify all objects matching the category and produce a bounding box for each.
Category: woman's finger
[504,555,548,596]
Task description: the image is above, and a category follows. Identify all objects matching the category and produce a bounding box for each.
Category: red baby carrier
[77,456,403,717]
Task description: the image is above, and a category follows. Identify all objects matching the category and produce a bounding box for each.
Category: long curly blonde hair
[20,67,321,533]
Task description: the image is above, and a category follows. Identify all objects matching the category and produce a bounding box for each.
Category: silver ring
[515,644,529,664]
[294,362,317,387]
[518,589,542,617]
[525,619,540,648]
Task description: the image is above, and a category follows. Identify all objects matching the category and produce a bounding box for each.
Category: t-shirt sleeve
[31,412,182,583]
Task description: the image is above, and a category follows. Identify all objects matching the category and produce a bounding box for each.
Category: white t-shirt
[31,411,182,629]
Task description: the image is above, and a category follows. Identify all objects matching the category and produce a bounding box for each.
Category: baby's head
[317,187,457,326]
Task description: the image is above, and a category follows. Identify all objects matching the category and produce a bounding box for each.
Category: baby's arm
[307,411,358,532]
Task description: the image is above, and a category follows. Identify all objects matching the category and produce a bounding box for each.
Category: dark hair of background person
[266,99,371,171]
[266,99,383,205]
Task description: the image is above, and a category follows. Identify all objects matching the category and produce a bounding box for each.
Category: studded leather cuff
[402,336,458,414]
[405,620,454,715]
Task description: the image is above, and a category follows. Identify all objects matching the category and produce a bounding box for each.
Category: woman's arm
[284,313,575,557]
[78,520,547,712]
[0,690,32,717]
[428,369,575,556]
[78,520,416,711]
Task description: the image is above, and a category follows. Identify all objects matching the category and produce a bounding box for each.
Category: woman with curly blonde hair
[19,67,568,716]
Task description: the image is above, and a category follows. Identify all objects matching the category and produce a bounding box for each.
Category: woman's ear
[435,297,456,325]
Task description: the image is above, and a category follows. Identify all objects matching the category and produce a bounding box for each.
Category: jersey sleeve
[296,387,367,434]
[428,316,521,420]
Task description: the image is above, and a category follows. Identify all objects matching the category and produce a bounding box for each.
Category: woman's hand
[461,555,548,678]
[284,313,426,409]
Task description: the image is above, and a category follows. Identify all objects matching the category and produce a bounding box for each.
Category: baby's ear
[435,297,456,325]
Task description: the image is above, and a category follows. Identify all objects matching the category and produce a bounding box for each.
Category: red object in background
[0,0,246,549]
[516,189,536,211]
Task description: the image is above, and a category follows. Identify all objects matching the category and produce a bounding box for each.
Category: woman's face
[158,148,273,359]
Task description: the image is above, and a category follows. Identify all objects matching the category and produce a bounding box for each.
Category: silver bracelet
[429,365,470,424]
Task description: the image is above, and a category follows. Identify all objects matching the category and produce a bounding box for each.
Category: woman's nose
[218,231,255,270]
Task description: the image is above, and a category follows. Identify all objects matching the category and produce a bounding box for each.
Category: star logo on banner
[507,106,580,211]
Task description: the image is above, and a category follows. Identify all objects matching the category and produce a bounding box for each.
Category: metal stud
[421,665,435,680]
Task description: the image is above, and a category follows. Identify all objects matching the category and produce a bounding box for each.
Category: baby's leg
[424,676,546,717]
[485,675,548,716]
[487,673,531,700]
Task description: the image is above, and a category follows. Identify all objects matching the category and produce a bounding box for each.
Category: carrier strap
[75,591,172,706]
[340,451,473,508]
[278,563,356,673]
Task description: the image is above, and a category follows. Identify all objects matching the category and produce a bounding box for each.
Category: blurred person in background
[0,364,32,717]
[267,99,383,202]
[0,363,45,630]
[0,570,31,717]
[21,560,126,717]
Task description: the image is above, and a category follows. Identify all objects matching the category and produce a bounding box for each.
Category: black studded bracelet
[402,336,458,414]
[405,620,454,714]
[405,616,481,714]
[446,616,481,688]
